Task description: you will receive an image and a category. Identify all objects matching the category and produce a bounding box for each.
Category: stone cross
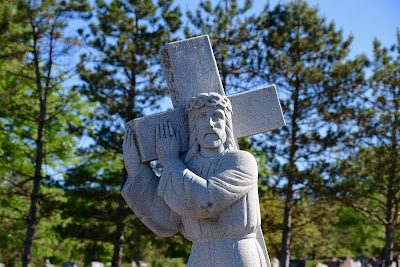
[126,35,285,162]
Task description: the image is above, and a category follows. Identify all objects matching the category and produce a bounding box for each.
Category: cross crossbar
[125,35,285,162]
[127,85,285,162]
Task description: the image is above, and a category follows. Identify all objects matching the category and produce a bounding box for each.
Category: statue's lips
[204,132,218,137]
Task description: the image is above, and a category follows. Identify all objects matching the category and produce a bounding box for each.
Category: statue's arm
[121,126,181,237]
[154,121,258,219]
[160,150,258,219]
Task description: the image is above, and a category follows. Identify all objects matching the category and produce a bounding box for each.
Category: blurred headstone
[340,257,351,267]
[324,259,340,267]
[90,262,104,267]
[290,259,306,267]
[63,262,77,267]
[273,257,280,267]
[350,259,362,267]
[131,261,149,267]
[45,259,54,267]
[355,256,369,267]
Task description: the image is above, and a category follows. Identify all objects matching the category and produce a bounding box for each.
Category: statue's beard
[198,129,227,149]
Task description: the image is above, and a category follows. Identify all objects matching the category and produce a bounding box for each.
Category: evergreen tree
[67,0,181,265]
[0,0,89,266]
[369,32,400,265]
[253,1,367,265]
[334,31,400,266]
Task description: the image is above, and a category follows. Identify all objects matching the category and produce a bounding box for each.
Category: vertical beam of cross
[159,35,225,109]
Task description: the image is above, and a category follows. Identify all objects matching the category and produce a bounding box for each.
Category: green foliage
[78,0,182,131]
[333,30,400,263]
[259,189,284,259]
[0,182,27,265]
[151,256,186,267]
[0,0,90,265]
[252,0,368,264]
[62,0,183,265]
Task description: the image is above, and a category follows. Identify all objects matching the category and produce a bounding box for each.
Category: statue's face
[195,106,227,149]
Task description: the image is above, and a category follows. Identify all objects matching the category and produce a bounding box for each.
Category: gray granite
[122,35,283,267]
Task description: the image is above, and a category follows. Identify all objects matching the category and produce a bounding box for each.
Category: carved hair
[185,93,237,163]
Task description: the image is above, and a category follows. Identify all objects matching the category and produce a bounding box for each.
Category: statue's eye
[213,112,223,119]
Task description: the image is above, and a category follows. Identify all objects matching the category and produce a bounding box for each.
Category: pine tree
[0,0,89,266]
[253,1,367,265]
[370,32,400,265]
[335,31,400,266]
[67,0,181,265]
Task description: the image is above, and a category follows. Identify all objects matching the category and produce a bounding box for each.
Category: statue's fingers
[163,121,168,138]
[123,128,129,149]
[127,127,133,147]
[168,121,174,136]
[156,124,160,140]
[161,122,165,138]
[124,127,128,144]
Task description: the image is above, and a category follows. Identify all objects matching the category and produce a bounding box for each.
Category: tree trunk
[134,248,141,267]
[22,21,46,267]
[280,184,294,267]
[383,221,394,267]
[280,85,300,267]
[111,220,125,267]
[383,175,395,267]
[384,89,399,267]
[111,171,128,267]
[21,126,45,264]
[22,175,41,267]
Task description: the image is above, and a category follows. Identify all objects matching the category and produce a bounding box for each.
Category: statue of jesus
[122,92,270,267]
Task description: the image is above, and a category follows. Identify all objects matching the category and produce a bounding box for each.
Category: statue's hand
[123,125,141,177]
[156,121,180,167]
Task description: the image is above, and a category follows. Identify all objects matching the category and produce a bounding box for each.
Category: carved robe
[121,150,269,267]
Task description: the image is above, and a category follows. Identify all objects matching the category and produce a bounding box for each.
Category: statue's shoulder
[223,150,257,169]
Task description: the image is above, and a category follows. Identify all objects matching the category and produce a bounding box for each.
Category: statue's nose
[208,117,215,128]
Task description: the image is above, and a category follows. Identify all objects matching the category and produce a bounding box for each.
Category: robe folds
[121,150,270,267]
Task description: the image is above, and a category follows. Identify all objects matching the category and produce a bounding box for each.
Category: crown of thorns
[186,93,231,112]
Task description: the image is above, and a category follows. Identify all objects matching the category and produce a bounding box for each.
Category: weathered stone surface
[159,35,224,109]
[123,93,271,266]
[230,85,285,137]
[127,84,284,162]
[128,108,189,162]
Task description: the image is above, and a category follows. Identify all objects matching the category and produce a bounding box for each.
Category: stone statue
[122,92,269,266]
[121,35,285,267]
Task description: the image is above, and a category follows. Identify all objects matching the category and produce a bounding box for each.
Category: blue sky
[181,0,400,59]
[294,0,399,58]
